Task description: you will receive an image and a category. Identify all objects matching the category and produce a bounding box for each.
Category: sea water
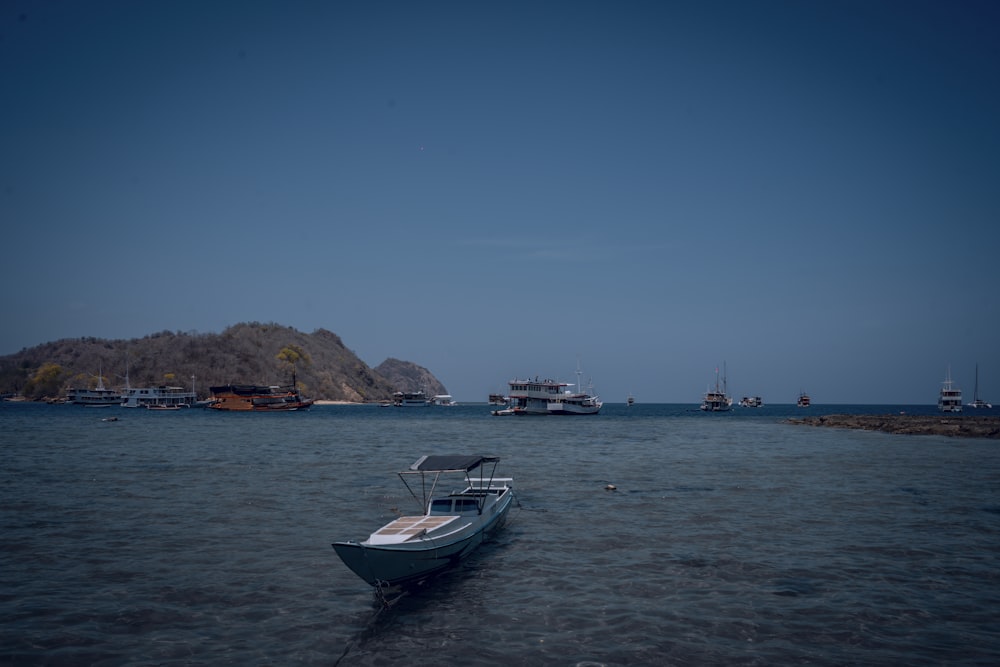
[1,401,998,665]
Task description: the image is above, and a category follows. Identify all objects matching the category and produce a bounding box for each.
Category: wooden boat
[207,383,314,411]
[332,455,513,588]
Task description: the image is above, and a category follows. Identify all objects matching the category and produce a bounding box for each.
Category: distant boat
[488,393,509,406]
[392,391,429,407]
[938,366,963,413]
[738,396,763,408]
[797,392,811,408]
[968,364,992,409]
[700,364,732,412]
[331,454,513,588]
[627,393,635,407]
[429,394,458,406]
[66,367,122,406]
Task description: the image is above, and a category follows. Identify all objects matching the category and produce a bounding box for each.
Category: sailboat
[968,364,992,409]
[700,363,732,412]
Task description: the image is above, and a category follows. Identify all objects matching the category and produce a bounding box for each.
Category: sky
[2,0,998,404]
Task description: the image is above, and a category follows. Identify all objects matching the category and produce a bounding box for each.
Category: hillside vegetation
[0,322,445,402]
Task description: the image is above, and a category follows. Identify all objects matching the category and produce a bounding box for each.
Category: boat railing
[466,477,513,488]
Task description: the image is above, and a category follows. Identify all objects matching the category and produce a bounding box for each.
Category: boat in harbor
[392,391,429,407]
[66,368,122,406]
[331,454,513,588]
[121,385,195,408]
[627,393,635,407]
[429,394,458,406]
[797,392,811,408]
[207,381,314,411]
[505,363,602,415]
[488,393,509,406]
[968,364,992,409]
[738,396,763,408]
[700,365,732,412]
[938,367,963,413]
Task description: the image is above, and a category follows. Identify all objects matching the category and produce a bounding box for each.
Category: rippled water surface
[2,402,998,665]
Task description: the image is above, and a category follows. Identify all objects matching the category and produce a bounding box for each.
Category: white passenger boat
[332,455,513,588]
[121,385,195,408]
[505,362,602,415]
[938,367,963,413]
[392,391,429,406]
[429,394,458,406]
[66,369,122,406]
[738,396,763,408]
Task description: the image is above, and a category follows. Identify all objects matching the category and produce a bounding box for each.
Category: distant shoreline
[787,414,1000,439]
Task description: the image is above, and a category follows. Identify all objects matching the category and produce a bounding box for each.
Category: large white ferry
[505,365,602,416]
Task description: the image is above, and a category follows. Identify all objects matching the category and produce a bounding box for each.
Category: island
[787,414,1000,439]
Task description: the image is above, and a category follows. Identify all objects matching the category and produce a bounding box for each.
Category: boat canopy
[407,455,499,473]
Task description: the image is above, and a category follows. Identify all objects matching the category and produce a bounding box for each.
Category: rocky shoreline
[787,414,1000,439]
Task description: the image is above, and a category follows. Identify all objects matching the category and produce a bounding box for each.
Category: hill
[375,358,448,397]
[0,322,446,403]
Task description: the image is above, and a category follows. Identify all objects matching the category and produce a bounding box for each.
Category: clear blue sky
[2,1,998,404]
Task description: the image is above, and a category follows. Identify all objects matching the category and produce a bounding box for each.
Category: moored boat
[207,382,314,411]
[392,391,429,407]
[121,385,195,408]
[488,393,509,406]
[738,396,763,408]
[797,392,811,408]
[331,454,513,588]
[938,367,962,413]
[506,363,602,415]
[66,368,122,406]
[968,364,992,409]
[429,394,458,406]
[700,364,732,412]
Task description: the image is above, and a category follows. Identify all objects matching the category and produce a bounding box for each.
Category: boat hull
[332,491,512,587]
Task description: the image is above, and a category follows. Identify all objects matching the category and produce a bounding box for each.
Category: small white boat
[429,394,458,406]
[797,392,811,408]
[738,396,763,408]
[332,455,513,588]
[938,366,963,413]
[968,364,992,409]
